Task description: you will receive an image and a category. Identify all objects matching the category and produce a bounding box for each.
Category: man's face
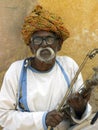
[29,30,61,63]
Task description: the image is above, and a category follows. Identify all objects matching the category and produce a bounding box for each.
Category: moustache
[35,47,56,63]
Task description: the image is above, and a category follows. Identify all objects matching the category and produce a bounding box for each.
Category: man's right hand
[45,110,64,127]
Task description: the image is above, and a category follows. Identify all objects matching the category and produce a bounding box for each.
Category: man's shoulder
[10,59,24,68]
[6,59,24,74]
[3,59,25,80]
[56,56,79,70]
[56,56,76,63]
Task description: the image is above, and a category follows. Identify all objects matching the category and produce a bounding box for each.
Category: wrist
[74,105,86,119]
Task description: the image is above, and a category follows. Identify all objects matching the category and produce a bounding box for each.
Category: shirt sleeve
[0,63,46,130]
[71,103,92,124]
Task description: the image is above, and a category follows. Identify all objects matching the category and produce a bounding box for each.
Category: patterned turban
[21,5,70,45]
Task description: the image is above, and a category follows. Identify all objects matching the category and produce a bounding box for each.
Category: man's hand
[45,110,64,127]
[67,92,88,119]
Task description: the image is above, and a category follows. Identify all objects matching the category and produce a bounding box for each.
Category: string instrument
[79,66,98,98]
[48,48,98,130]
[59,66,98,117]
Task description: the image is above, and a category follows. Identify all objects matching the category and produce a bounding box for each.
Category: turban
[21,5,70,45]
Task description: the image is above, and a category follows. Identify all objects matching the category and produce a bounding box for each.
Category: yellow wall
[38,1,98,113]
[39,0,98,79]
[0,0,98,129]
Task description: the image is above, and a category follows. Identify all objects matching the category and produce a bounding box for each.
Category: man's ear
[28,42,35,54]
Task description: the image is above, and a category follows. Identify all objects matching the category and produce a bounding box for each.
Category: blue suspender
[56,59,70,87]
[18,59,70,112]
[18,59,30,112]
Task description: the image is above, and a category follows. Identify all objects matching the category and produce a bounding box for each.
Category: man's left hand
[67,92,89,119]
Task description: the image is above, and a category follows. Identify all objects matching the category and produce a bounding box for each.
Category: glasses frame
[30,36,60,46]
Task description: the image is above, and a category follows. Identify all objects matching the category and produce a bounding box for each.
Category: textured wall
[0,0,38,84]
[39,0,98,70]
[39,0,98,112]
[0,0,98,129]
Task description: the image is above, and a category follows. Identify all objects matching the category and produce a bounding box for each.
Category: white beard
[35,47,56,63]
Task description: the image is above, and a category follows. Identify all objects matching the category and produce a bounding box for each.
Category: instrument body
[48,48,98,130]
[79,67,98,98]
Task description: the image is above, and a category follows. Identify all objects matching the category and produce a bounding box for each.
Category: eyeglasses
[31,36,59,45]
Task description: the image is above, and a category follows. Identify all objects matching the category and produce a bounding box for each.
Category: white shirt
[0,56,92,130]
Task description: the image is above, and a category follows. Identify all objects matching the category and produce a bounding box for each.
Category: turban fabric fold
[21,5,70,45]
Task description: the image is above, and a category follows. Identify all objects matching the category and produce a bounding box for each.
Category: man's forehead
[32,30,56,37]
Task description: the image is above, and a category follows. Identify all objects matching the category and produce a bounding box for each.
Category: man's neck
[31,57,55,72]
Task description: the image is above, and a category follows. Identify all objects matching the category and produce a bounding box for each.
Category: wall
[39,0,98,112]
[0,0,38,84]
[0,0,98,129]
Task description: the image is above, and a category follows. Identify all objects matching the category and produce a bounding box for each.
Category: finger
[83,91,91,100]
[54,113,64,122]
[46,111,64,127]
[46,115,62,127]
[48,121,58,127]
[49,111,64,119]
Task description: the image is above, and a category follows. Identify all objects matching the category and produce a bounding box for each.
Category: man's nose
[41,39,47,47]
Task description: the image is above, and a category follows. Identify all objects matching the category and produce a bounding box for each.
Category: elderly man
[0,5,92,130]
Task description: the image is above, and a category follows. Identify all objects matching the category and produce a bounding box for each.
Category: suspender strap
[18,59,30,112]
[56,59,70,87]
[18,58,70,112]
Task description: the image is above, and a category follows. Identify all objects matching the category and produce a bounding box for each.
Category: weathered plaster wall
[0,0,38,83]
[0,0,98,129]
[39,0,98,113]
